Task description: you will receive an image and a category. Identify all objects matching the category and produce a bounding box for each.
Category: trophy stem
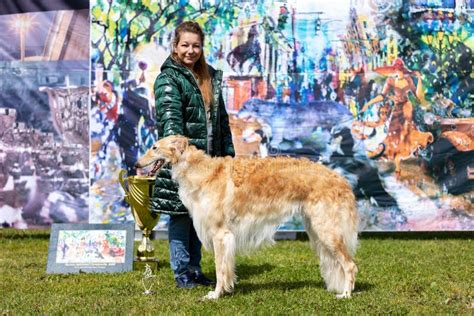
[137,229,156,261]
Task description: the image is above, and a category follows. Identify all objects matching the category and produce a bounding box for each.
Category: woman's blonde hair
[172,21,213,108]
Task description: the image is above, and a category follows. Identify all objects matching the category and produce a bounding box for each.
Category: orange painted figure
[359,58,433,177]
[96,80,119,122]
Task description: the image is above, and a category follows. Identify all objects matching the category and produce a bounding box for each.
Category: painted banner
[0,0,90,228]
[1,0,473,231]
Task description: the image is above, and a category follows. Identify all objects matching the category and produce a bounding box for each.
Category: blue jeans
[168,214,202,278]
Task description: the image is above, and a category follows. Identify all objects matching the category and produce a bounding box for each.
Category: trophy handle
[118,169,129,203]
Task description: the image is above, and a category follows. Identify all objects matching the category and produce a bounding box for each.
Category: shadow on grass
[237,280,325,293]
[236,280,374,295]
[3,229,472,241]
[0,229,50,239]
[157,260,169,270]
[236,263,275,280]
[355,281,374,292]
[293,231,474,240]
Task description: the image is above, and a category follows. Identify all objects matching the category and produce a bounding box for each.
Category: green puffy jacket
[150,56,235,215]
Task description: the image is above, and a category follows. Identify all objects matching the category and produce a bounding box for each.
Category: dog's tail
[305,199,359,294]
[318,233,358,294]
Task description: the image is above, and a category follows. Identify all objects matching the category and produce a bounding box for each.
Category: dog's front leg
[203,230,236,300]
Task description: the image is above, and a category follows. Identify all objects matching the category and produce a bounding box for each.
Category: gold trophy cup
[119,169,159,271]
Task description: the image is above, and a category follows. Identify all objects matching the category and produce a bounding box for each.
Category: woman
[359,58,433,177]
[151,21,235,288]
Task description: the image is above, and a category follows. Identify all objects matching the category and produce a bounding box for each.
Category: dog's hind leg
[203,230,236,300]
[304,204,358,298]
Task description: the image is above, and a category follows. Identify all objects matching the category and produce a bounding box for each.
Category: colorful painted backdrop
[1,0,473,231]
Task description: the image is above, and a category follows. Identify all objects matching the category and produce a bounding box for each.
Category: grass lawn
[1,229,473,314]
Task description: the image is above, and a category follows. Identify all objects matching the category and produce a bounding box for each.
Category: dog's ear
[169,135,189,154]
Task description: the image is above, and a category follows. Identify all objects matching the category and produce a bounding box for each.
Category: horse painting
[226,25,262,74]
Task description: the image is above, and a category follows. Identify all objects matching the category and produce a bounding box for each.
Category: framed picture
[46,223,135,274]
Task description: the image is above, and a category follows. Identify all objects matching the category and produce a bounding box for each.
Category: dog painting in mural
[226,25,262,74]
[354,58,434,177]
[238,99,354,152]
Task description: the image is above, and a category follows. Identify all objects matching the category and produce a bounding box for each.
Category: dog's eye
[152,146,157,150]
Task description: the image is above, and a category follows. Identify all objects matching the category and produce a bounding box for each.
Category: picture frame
[46,223,135,274]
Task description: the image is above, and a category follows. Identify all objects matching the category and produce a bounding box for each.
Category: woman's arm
[361,94,384,113]
[154,73,184,136]
[361,77,392,113]
[412,71,429,109]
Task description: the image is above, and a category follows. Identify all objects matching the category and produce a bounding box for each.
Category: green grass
[1,229,473,314]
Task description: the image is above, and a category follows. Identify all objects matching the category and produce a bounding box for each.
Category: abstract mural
[89,0,473,231]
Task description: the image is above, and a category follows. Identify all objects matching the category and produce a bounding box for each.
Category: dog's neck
[171,146,215,187]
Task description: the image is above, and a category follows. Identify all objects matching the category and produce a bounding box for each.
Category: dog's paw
[202,291,220,300]
[336,291,351,299]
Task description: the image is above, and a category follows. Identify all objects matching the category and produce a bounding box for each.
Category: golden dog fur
[136,135,359,300]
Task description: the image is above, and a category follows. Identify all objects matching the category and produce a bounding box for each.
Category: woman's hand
[360,94,384,114]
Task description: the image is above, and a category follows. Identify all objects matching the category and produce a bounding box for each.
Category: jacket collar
[161,56,196,84]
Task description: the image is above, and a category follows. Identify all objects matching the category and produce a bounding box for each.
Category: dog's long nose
[134,162,140,169]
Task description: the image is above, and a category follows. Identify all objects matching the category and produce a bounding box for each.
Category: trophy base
[134,259,159,272]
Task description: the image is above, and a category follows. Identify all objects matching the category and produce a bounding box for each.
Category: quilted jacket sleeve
[150,72,188,215]
[154,73,184,137]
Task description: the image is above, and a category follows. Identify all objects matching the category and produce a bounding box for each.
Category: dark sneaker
[175,273,198,289]
[193,272,215,286]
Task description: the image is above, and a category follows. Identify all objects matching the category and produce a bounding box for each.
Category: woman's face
[174,32,202,69]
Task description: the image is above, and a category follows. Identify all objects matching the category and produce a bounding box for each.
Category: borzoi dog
[135,135,359,300]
